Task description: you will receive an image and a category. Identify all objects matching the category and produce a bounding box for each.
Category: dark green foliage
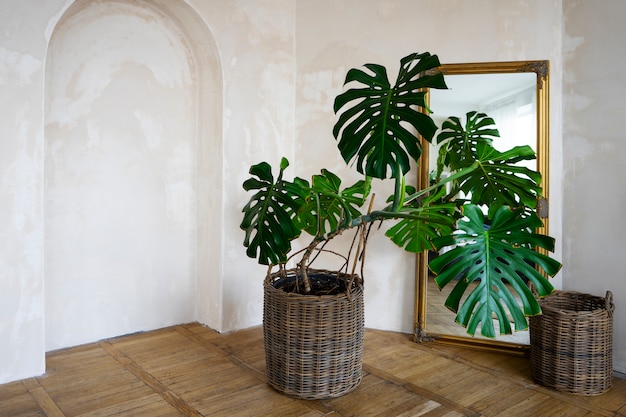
[435,111,500,172]
[384,187,457,253]
[429,205,561,337]
[240,53,562,337]
[240,158,308,265]
[434,111,542,212]
[333,52,447,180]
[296,170,371,237]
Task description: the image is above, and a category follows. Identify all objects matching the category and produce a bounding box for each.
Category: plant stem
[296,163,478,293]
[298,240,319,293]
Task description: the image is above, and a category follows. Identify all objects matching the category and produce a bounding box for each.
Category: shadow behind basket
[529,291,614,395]
[263,269,365,400]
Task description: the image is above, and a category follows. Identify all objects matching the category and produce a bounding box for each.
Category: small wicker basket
[529,290,614,396]
[263,268,364,400]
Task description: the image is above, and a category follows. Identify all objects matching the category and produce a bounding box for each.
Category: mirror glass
[415,61,550,354]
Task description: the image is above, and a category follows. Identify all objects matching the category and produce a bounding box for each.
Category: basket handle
[605,290,615,317]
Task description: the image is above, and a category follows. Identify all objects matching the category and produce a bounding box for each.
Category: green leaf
[240,159,308,265]
[333,52,447,179]
[435,111,500,172]
[429,205,561,337]
[434,111,541,215]
[455,143,542,215]
[297,170,371,237]
[385,187,457,252]
[385,206,457,253]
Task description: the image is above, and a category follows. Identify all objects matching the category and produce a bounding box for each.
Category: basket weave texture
[263,269,364,400]
[529,290,614,396]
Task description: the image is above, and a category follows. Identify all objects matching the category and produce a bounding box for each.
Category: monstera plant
[241,51,561,338]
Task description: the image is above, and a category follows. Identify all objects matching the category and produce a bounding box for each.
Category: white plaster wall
[6,0,626,384]
[0,0,63,384]
[562,0,626,373]
[0,0,294,383]
[295,0,564,334]
[188,0,296,332]
[44,0,200,350]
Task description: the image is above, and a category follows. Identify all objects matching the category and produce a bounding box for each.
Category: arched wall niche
[44,0,223,350]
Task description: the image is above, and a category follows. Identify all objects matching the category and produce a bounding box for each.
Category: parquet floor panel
[1,323,624,416]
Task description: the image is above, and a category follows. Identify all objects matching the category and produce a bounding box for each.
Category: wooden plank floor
[1,323,625,417]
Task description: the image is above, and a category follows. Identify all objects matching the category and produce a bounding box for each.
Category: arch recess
[44,0,223,350]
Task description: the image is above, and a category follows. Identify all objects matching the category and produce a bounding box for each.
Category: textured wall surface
[0,0,62,384]
[5,0,626,384]
[44,0,199,350]
[562,0,626,372]
[188,0,296,333]
[0,0,294,383]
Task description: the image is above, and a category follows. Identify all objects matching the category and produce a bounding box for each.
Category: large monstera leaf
[385,187,458,253]
[455,143,542,214]
[435,111,500,172]
[434,111,541,212]
[429,205,561,337]
[240,158,308,265]
[333,52,447,179]
[296,170,371,237]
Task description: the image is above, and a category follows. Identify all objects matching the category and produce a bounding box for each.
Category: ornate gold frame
[414,60,550,355]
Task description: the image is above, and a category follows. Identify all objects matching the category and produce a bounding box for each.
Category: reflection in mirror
[430,73,537,171]
[415,61,550,355]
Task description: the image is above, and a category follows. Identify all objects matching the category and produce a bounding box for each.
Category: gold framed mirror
[414,60,550,355]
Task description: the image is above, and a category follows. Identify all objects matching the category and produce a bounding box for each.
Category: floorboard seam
[100,340,205,417]
[175,324,343,417]
[422,343,617,416]
[361,364,480,417]
[22,378,67,417]
[175,324,268,382]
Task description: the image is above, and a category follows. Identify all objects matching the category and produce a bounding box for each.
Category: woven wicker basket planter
[529,291,614,396]
[263,269,365,400]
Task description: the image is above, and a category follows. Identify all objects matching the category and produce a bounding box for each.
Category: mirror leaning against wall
[415,60,550,355]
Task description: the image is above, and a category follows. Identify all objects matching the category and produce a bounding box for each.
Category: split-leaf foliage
[241,52,561,337]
